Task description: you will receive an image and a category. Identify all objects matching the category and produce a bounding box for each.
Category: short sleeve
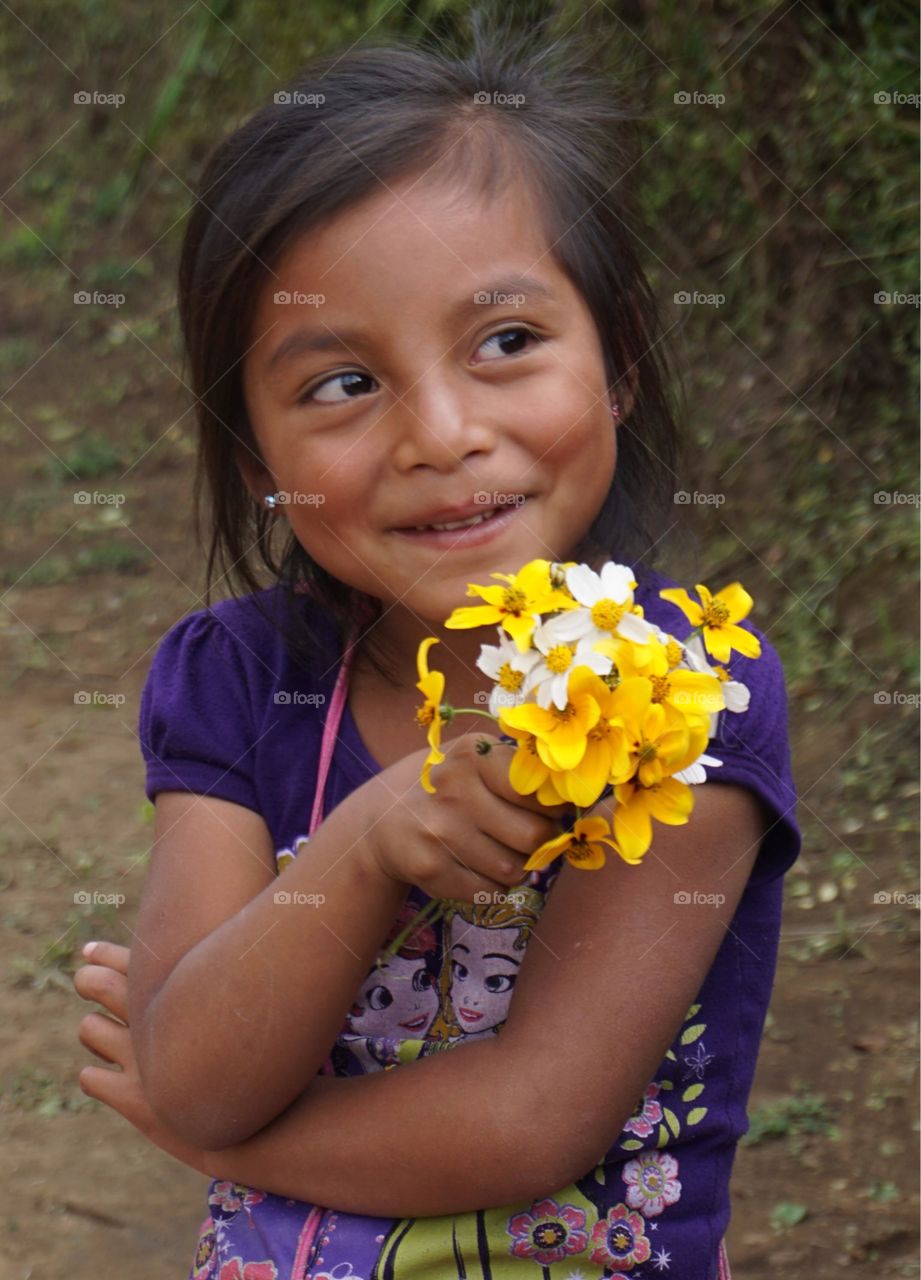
[138,607,261,813]
[706,626,802,884]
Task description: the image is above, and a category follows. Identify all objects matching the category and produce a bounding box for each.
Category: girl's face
[448,916,523,1035]
[241,172,618,626]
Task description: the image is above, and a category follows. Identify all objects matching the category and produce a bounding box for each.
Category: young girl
[73,13,801,1279]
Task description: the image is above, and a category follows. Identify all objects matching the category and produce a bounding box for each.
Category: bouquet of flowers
[386,558,760,958]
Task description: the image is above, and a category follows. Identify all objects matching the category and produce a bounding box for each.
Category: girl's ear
[234,443,274,507]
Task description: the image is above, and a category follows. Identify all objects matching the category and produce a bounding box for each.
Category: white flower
[526,612,613,710]
[476,630,542,716]
[673,752,723,785]
[683,632,750,712]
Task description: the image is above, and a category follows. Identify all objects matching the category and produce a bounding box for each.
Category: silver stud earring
[264,493,278,509]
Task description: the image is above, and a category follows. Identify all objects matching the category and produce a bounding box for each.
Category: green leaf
[770,1202,808,1231]
[680,1022,707,1045]
[683,1083,705,1102]
[687,1106,708,1125]
[663,1107,681,1138]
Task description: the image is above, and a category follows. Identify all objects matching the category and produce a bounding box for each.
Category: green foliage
[743,1091,839,1151]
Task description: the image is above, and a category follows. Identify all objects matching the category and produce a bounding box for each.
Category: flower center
[591,598,627,631]
[567,837,594,864]
[665,638,683,667]
[715,665,730,682]
[533,1222,566,1247]
[701,599,730,627]
[501,587,528,614]
[415,704,435,727]
[649,674,670,703]
[638,740,658,763]
[497,663,525,692]
[546,643,575,674]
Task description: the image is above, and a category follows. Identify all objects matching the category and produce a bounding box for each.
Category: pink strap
[308,631,357,837]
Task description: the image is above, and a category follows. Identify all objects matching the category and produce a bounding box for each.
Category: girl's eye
[452,961,468,982]
[300,371,377,406]
[476,326,542,362]
[413,969,434,991]
[367,985,393,1010]
[484,973,515,994]
[297,327,541,405]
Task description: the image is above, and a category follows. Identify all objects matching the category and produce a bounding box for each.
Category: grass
[743,1091,839,1154]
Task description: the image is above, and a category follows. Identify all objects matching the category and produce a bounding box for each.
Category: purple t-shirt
[139,563,801,1280]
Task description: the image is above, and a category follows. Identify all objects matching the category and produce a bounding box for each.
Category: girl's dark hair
[179,6,685,676]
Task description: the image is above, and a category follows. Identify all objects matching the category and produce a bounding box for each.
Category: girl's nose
[389,387,497,473]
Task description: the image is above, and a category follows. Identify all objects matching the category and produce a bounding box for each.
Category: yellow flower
[659,582,761,665]
[499,673,600,772]
[594,632,723,730]
[548,667,630,808]
[608,675,710,788]
[415,637,445,793]
[611,776,696,863]
[444,558,576,652]
[523,815,621,873]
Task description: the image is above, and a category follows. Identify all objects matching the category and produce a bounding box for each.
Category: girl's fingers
[79,1011,133,1068]
[82,940,130,974]
[73,962,129,1024]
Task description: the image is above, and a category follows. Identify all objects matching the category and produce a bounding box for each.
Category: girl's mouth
[398,1013,429,1030]
[392,500,527,549]
[459,1006,483,1022]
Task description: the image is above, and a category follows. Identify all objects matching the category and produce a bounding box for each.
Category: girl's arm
[79,781,765,1216]
[126,786,409,1151]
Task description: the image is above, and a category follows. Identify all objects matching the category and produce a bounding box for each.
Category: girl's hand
[358,732,572,903]
[72,941,214,1176]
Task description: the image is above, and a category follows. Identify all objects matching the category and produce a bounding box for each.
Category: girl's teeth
[416,509,495,532]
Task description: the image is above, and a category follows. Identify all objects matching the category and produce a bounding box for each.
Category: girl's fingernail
[83,942,97,957]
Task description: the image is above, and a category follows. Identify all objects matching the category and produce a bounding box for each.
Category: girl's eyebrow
[265,273,559,373]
